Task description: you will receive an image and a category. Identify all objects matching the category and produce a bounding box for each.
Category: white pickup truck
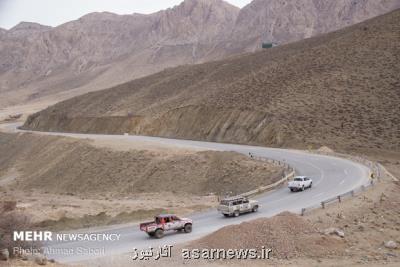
[288,176,313,192]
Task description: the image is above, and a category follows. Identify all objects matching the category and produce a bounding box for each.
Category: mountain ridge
[23,9,400,151]
[1,0,399,109]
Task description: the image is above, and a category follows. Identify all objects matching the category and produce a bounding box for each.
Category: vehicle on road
[139,214,193,239]
[288,176,313,192]
[217,196,259,217]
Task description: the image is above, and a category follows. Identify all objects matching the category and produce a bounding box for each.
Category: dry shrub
[0,201,17,213]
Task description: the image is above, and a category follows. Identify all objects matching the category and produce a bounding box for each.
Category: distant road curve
[1,123,371,263]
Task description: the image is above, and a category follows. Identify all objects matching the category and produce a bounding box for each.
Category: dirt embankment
[0,132,283,196]
[0,132,284,230]
[22,10,400,151]
[192,211,346,259]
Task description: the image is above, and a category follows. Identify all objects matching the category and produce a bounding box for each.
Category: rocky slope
[192,212,346,259]
[1,0,399,108]
[0,132,283,196]
[23,10,400,151]
[226,0,400,53]
[0,0,239,106]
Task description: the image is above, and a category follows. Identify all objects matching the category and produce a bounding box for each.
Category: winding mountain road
[1,123,371,263]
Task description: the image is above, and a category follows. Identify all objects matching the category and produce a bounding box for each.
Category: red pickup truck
[140,214,193,238]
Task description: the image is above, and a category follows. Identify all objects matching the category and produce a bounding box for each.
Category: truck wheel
[302,185,305,191]
[154,229,164,239]
[223,214,230,217]
[290,188,294,192]
[234,210,240,217]
[309,182,312,188]
[252,205,258,212]
[147,232,155,237]
[184,224,192,233]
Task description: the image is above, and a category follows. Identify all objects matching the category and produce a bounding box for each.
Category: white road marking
[339,179,345,185]
[304,160,325,186]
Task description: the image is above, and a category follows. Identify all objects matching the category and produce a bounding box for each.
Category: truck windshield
[220,200,231,206]
[294,178,303,181]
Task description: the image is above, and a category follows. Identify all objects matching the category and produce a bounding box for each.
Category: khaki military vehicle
[217,196,259,217]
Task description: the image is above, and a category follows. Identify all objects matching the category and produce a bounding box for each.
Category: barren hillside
[23,10,400,152]
[1,0,398,109]
[0,131,284,230]
[226,0,400,53]
[0,132,283,196]
[0,0,239,107]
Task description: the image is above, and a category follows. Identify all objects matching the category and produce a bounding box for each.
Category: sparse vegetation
[0,201,17,213]
[23,10,400,152]
[0,132,283,196]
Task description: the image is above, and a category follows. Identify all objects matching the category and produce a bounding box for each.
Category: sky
[0,0,253,30]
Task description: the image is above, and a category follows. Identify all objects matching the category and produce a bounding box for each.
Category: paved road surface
[1,123,371,263]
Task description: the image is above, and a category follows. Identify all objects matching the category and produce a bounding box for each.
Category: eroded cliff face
[227,0,400,52]
[23,106,293,147]
[2,0,399,108]
[22,10,400,151]
[0,0,240,106]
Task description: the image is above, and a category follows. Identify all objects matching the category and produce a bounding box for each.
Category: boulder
[34,254,47,265]
[0,248,9,261]
[324,227,345,238]
[384,241,398,249]
[335,229,345,238]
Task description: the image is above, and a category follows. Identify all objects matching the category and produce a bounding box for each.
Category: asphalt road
[1,123,371,263]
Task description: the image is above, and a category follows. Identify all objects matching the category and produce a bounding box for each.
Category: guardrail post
[337,196,341,203]
[321,202,325,209]
[370,180,374,186]
[301,208,306,216]
[351,190,354,197]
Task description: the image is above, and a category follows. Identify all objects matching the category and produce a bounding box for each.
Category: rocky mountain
[226,0,400,52]
[23,10,400,152]
[1,0,399,108]
[0,0,239,106]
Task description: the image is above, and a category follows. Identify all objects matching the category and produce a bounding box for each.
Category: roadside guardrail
[298,156,390,216]
[231,154,296,198]
[224,151,395,217]
[241,170,295,197]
